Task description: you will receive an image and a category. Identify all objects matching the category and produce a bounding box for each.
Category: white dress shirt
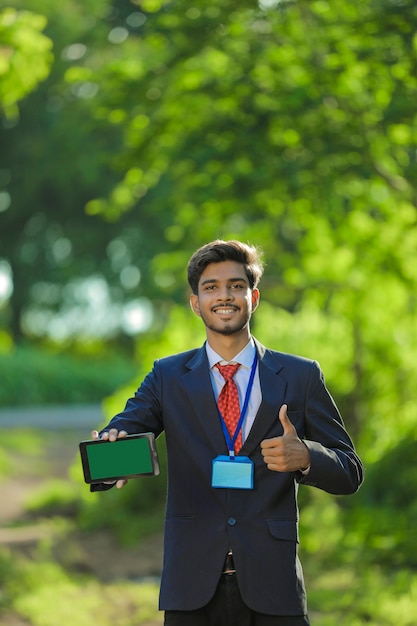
[206,338,261,444]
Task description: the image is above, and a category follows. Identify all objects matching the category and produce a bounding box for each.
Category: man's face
[190,261,259,337]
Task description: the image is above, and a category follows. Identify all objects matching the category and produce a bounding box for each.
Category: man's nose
[217,286,233,300]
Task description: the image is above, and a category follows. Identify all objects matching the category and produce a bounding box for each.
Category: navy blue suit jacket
[97,339,363,615]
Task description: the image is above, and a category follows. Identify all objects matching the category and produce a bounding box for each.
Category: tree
[74,0,417,452]
[0,1,135,344]
[0,7,53,118]
[1,0,416,460]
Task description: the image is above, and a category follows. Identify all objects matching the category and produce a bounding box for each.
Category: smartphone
[79,432,160,484]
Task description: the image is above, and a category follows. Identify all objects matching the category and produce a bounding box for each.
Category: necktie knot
[216,362,240,381]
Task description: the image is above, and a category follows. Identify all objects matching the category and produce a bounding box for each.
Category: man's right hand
[91,428,129,489]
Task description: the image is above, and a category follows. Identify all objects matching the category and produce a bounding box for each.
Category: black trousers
[164,573,310,626]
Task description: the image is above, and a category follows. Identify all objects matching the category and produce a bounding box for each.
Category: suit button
[228,517,237,526]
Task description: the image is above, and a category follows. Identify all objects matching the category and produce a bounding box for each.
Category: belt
[221,551,236,575]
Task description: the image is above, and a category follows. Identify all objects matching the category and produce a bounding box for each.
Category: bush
[0,345,136,406]
[75,435,168,545]
[341,435,417,569]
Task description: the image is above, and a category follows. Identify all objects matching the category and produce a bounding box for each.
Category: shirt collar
[206,338,256,369]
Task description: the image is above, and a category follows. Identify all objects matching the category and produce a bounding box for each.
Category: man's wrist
[300,441,311,474]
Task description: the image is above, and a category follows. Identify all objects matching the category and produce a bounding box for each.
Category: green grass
[2,543,417,626]
[306,564,417,626]
[0,551,162,626]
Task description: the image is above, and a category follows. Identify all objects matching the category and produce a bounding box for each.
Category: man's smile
[212,306,239,315]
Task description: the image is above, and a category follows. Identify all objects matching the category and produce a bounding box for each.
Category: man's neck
[206,329,252,362]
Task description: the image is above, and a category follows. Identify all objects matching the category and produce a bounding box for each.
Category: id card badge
[212,455,254,490]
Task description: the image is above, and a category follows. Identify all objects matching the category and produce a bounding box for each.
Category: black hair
[187,240,264,294]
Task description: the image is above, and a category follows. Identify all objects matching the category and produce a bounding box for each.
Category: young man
[91,240,364,626]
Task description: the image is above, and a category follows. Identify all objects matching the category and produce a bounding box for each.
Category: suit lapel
[240,341,287,457]
[181,345,227,453]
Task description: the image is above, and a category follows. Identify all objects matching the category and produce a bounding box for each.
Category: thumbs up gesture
[260,405,310,473]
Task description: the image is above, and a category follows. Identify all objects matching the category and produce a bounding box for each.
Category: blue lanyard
[216,351,258,459]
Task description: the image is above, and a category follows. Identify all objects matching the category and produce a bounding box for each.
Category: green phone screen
[86,437,153,480]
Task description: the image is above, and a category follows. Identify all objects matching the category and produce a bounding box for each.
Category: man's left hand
[260,404,310,473]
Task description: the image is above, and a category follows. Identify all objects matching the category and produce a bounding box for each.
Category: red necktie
[216,363,242,454]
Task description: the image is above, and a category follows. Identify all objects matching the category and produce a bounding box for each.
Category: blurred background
[0,0,416,624]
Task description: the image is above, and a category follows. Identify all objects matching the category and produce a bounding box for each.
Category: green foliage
[0,427,44,454]
[0,447,10,476]
[74,435,167,544]
[307,566,417,626]
[132,304,206,371]
[82,0,417,228]
[0,547,19,611]
[341,436,417,570]
[1,554,161,626]
[0,8,53,118]
[0,429,43,480]
[25,479,81,518]
[3,0,412,463]
[298,484,417,625]
[0,345,135,406]
[0,0,127,343]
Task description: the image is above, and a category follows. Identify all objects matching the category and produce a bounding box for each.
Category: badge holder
[212,455,254,489]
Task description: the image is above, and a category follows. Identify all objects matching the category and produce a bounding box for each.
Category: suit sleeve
[90,362,164,492]
[297,360,364,495]
[102,362,165,435]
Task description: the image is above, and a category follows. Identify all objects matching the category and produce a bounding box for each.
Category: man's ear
[190,294,201,317]
[251,288,260,312]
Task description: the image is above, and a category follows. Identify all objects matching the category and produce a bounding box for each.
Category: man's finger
[260,437,277,450]
[92,429,128,441]
[279,404,297,436]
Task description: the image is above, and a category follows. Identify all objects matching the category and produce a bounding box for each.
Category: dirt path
[0,421,164,581]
